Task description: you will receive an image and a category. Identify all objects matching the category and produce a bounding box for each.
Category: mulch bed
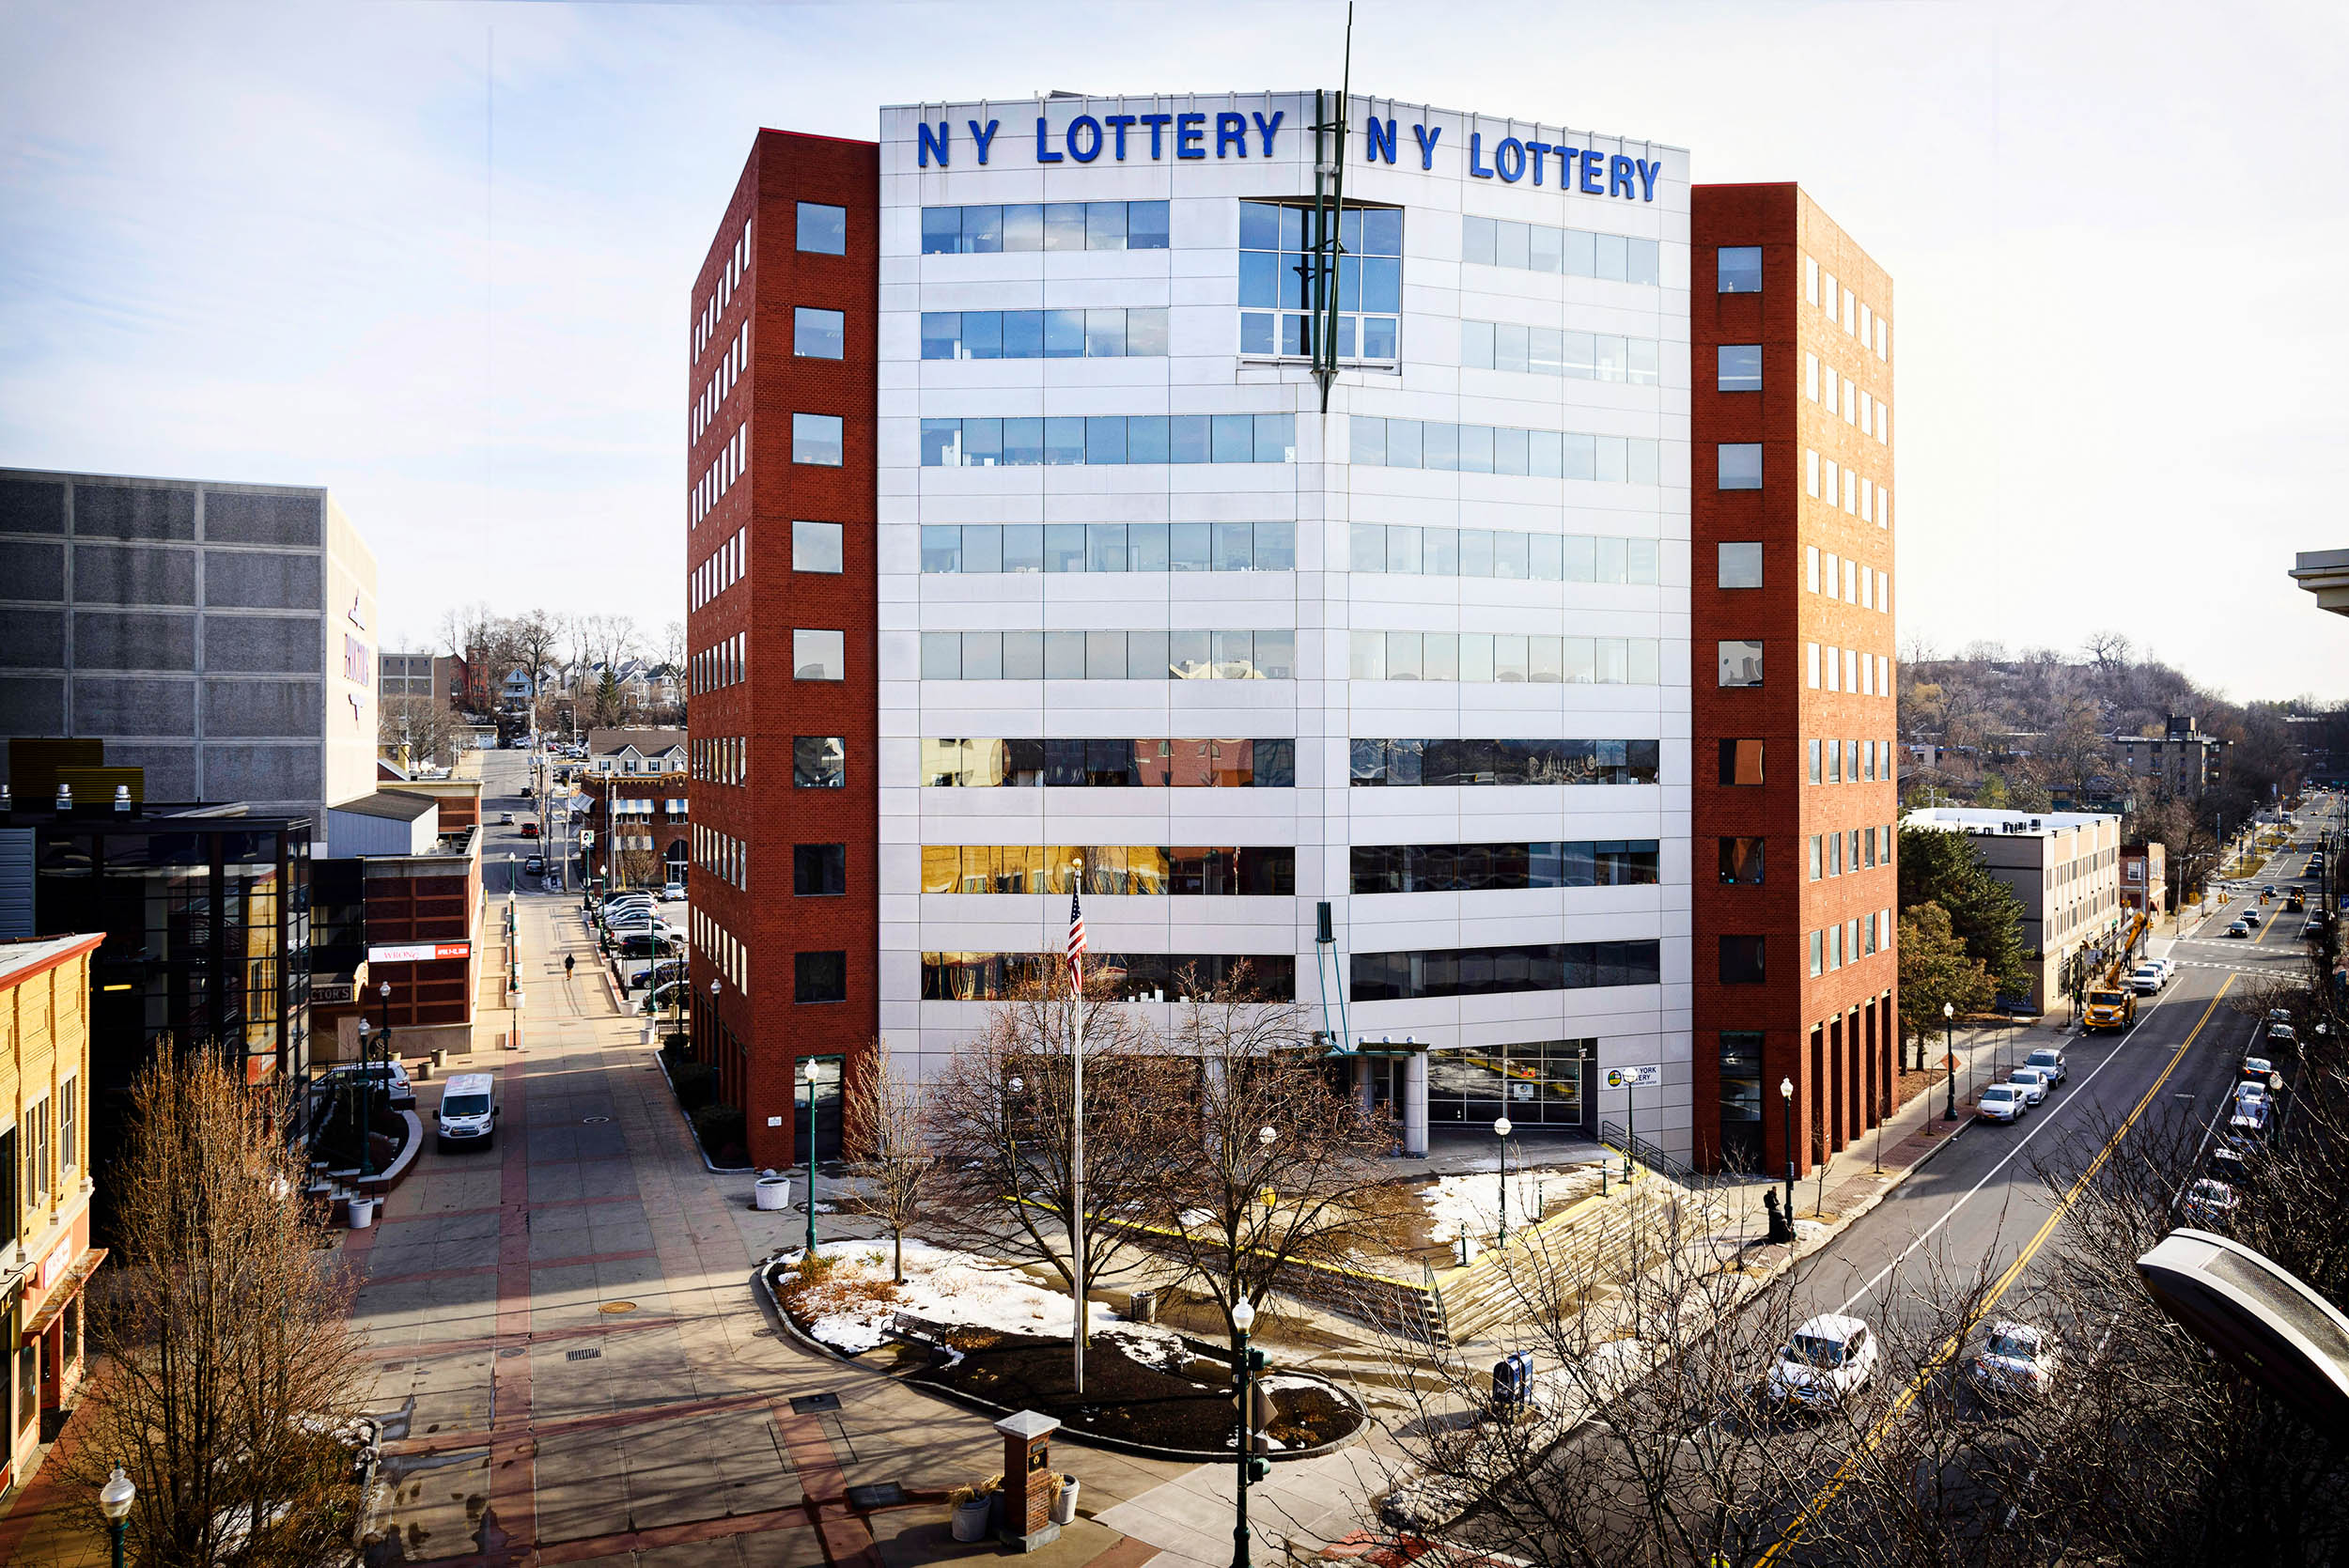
[903,1328,1361,1453]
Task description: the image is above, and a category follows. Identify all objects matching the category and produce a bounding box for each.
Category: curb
[752,1258,1367,1464]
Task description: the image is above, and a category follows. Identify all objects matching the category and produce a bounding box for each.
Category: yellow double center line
[1759,973,2238,1562]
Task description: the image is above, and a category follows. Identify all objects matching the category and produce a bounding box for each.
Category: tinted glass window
[797,202,848,255]
[1717,246,1761,292]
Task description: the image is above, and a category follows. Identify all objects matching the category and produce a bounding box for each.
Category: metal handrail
[1597,1120,1703,1187]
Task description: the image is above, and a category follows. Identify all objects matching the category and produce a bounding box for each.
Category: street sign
[1604,1063,1663,1090]
[366,940,471,965]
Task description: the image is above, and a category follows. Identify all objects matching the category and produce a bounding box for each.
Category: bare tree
[842,1036,937,1281]
[507,609,568,733]
[925,973,1181,1345]
[59,1052,369,1565]
[378,692,461,768]
[1143,975,1405,1336]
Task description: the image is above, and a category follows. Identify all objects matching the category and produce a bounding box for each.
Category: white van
[437,1073,499,1153]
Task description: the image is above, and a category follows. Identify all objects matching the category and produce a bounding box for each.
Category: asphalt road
[1787,811,2329,1349]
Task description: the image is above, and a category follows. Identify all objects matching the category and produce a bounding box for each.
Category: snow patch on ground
[1422,1165,1594,1243]
[777,1238,1123,1356]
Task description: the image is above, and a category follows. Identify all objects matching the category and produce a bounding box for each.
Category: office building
[1687,184,1900,1177]
[684,95,1692,1172]
[1903,807,2123,1012]
[0,468,380,820]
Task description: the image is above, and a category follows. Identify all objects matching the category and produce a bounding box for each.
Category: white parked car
[1767,1314,1880,1411]
[435,1073,499,1153]
[1976,1084,2027,1123]
[2181,1177,2240,1222]
[1970,1321,2061,1398]
[2008,1066,2053,1106]
[2025,1048,2067,1084]
[2129,965,2163,995]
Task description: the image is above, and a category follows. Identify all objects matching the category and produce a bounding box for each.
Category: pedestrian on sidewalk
[565,954,575,981]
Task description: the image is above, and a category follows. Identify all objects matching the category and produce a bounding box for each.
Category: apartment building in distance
[2116,714,2225,802]
[1688,185,1899,1178]
[1903,807,2123,1012]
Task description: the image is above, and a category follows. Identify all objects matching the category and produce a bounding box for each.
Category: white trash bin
[349,1196,377,1229]
[754,1175,792,1212]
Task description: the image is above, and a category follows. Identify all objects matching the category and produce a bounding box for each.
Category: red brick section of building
[365,832,485,1058]
[686,130,879,1170]
[1690,184,1899,1179]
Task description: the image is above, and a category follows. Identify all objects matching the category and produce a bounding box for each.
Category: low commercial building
[574,777,689,892]
[0,932,105,1497]
[378,651,461,707]
[1903,807,2124,1013]
[2121,842,2167,918]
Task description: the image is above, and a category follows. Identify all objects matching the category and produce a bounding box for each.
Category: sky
[3,0,2344,701]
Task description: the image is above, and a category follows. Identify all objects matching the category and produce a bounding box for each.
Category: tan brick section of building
[1690,184,1900,1179]
[685,132,880,1169]
[0,932,105,1495]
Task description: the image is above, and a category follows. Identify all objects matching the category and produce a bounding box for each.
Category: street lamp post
[1493,1116,1513,1245]
[801,1058,822,1261]
[1230,1296,1266,1568]
[99,1465,134,1566]
[1780,1077,1796,1214]
[1943,1001,1958,1125]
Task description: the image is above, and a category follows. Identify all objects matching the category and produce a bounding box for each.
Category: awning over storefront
[22,1249,106,1338]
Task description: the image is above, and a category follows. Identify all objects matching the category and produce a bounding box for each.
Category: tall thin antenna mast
[1311,6,1354,411]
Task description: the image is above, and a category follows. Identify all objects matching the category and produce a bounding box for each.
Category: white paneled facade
[878,92,1694,1155]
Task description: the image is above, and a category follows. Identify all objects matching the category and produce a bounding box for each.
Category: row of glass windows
[1462,216,1661,284]
[1348,630,1661,686]
[1351,939,1661,1002]
[918,629,1294,681]
[919,845,1296,896]
[1810,825,1895,880]
[919,308,1169,361]
[1462,322,1660,383]
[920,413,1296,468]
[920,737,1294,788]
[1239,201,1402,365]
[1351,840,1659,894]
[921,950,1295,1002]
[1350,737,1660,787]
[921,200,1172,255]
[1428,1038,1593,1126]
[1808,910,1892,977]
[1349,417,1660,483]
[921,521,1294,574]
[1348,524,1658,583]
[1809,739,1897,785]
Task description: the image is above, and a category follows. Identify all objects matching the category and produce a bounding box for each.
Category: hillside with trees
[1899,631,2322,898]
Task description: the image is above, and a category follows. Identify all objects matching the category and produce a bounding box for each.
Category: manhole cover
[583,1115,611,1125]
[848,1482,907,1509]
[497,1346,526,1359]
[599,1301,638,1315]
[790,1391,841,1414]
[566,1347,602,1361]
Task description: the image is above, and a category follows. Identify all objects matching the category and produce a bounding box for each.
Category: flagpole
[1070,855,1087,1396]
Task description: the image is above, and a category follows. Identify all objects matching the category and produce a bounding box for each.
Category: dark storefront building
[0,799,314,1166]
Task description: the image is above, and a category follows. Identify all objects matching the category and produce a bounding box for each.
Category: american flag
[1066,884,1087,990]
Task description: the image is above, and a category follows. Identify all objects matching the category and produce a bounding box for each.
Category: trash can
[754,1175,792,1212]
[349,1196,377,1229]
[1127,1289,1158,1324]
